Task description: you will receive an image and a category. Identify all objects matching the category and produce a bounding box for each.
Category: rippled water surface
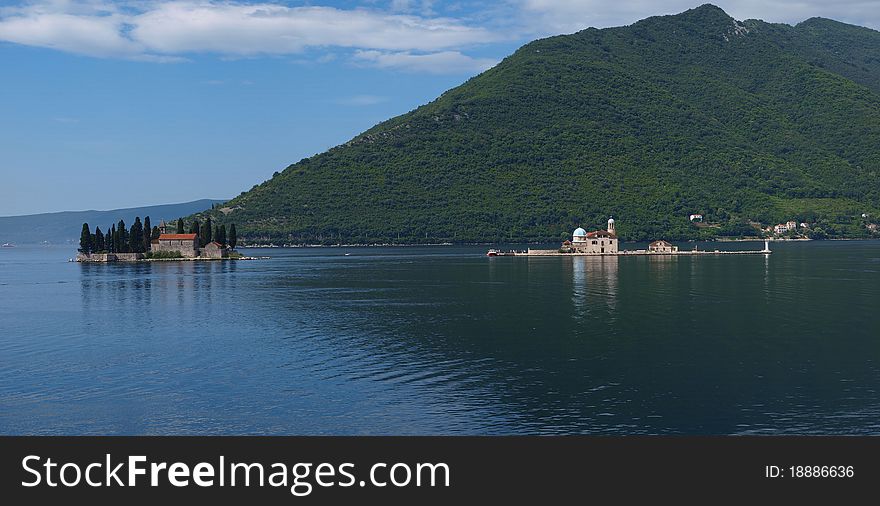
[1,241,879,434]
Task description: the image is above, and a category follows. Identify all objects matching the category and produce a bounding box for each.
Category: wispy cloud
[353,49,498,74]
[4,1,877,73]
[334,94,390,106]
[0,1,500,64]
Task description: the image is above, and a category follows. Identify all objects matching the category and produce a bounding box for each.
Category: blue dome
[573,227,587,237]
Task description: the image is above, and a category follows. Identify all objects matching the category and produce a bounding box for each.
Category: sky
[2,0,879,216]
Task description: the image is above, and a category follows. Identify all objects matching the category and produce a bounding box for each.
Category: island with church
[487,218,772,257]
[75,216,256,262]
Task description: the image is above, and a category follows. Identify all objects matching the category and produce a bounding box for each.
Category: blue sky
[2,0,879,216]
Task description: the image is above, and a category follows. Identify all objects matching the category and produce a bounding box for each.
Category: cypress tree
[177,218,185,234]
[201,216,212,247]
[190,220,200,236]
[117,220,127,253]
[109,225,116,253]
[151,226,160,241]
[143,216,151,251]
[218,224,227,247]
[79,223,92,254]
[229,224,237,250]
[95,227,104,252]
[130,217,144,253]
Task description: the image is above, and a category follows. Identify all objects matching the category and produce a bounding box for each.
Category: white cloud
[4,1,878,70]
[0,3,139,58]
[353,49,498,74]
[334,94,390,106]
[0,1,500,63]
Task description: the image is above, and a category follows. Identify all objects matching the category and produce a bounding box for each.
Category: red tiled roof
[206,241,223,247]
[586,230,616,238]
[158,233,198,240]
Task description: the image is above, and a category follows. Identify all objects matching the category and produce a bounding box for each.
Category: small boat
[1,243,14,248]
[486,249,521,257]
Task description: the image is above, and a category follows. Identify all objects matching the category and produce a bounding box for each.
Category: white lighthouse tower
[607,217,616,235]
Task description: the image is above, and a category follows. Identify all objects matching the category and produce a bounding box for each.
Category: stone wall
[202,246,228,258]
[153,239,198,257]
[76,253,144,262]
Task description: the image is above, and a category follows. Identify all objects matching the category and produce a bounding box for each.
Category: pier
[489,241,772,257]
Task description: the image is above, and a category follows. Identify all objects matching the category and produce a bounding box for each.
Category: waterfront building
[569,218,618,254]
[648,240,678,253]
[203,241,229,259]
[153,233,200,257]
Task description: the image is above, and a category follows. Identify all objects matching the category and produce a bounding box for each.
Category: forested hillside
[202,4,880,243]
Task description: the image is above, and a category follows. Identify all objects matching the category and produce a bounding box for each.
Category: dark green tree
[151,226,160,241]
[95,227,105,252]
[218,224,227,247]
[190,219,200,236]
[177,218,185,234]
[229,224,237,250]
[200,216,212,247]
[130,217,144,253]
[109,224,116,253]
[143,216,151,251]
[116,219,127,253]
[79,223,92,254]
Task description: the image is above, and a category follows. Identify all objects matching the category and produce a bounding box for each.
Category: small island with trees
[76,216,250,262]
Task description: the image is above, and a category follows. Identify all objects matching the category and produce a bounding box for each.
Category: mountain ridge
[0,199,225,244]
[202,4,880,243]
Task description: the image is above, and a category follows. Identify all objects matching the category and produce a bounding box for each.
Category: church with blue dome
[562,218,618,254]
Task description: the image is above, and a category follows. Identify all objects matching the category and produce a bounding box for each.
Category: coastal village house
[772,220,799,235]
[648,240,678,253]
[152,233,200,257]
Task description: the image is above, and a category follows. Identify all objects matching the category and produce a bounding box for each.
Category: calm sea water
[1,241,879,435]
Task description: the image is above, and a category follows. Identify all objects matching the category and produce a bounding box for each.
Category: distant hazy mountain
[0,199,226,244]
[201,4,880,243]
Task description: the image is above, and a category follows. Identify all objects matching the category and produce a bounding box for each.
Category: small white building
[689,214,703,222]
[773,221,799,235]
[648,240,678,253]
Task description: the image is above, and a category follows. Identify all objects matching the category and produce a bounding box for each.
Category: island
[488,217,771,257]
[75,216,254,262]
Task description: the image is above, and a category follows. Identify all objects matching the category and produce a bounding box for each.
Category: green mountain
[1,199,224,245]
[204,4,880,243]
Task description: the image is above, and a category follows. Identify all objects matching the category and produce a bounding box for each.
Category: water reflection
[569,256,618,318]
[2,244,879,435]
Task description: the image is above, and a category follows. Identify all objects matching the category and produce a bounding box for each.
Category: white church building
[564,218,619,254]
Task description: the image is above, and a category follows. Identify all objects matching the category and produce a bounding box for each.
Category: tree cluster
[79,216,160,254]
[78,217,237,254]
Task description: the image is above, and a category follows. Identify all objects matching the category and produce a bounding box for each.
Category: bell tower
[607,217,615,235]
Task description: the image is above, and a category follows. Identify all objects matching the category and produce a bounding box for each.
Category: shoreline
[73,252,266,263]
[237,237,855,248]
